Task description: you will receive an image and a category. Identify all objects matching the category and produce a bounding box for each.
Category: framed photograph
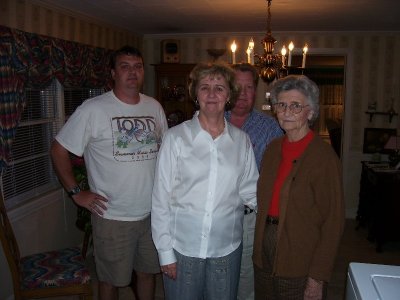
[363,128,397,154]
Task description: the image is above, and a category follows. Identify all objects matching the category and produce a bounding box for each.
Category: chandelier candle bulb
[249,38,255,50]
[281,45,287,66]
[302,44,308,68]
[249,38,255,65]
[288,42,294,67]
[246,48,251,64]
[231,40,237,64]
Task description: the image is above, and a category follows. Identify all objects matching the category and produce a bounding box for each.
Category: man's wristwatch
[67,185,81,197]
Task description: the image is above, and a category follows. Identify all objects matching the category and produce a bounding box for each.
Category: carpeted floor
[45,219,400,300]
[326,219,400,300]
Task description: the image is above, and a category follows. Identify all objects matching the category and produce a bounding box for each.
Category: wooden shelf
[153,64,196,127]
[365,111,398,123]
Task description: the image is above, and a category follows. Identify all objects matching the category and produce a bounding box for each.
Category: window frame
[1,80,104,209]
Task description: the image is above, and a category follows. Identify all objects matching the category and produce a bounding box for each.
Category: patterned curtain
[0,25,113,170]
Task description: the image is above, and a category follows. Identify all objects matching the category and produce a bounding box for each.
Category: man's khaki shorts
[92,214,160,286]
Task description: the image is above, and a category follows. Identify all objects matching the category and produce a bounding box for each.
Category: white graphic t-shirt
[56,91,168,221]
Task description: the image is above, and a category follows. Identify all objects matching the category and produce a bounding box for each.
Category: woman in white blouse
[151,62,259,300]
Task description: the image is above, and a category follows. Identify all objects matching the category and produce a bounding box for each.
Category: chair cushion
[20,246,91,289]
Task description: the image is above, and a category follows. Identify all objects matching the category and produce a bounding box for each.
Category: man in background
[226,63,283,300]
[51,46,168,300]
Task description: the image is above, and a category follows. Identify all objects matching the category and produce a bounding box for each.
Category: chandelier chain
[267,0,272,34]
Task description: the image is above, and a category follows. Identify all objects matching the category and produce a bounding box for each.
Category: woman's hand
[161,263,177,280]
[304,277,324,300]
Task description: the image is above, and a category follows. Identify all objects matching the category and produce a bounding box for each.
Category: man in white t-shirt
[51,46,168,300]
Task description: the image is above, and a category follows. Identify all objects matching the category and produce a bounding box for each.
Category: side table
[357,161,400,252]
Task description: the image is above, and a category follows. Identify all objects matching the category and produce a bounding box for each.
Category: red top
[267,130,315,217]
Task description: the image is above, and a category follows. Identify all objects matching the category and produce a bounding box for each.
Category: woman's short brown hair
[188,62,240,110]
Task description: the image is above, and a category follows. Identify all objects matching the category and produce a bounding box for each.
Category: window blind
[1,80,104,208]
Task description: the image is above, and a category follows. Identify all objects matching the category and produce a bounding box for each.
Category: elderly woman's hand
[304,277,324,300]
[161,263,177,280]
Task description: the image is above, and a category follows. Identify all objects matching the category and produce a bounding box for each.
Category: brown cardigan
[253,135,345,282]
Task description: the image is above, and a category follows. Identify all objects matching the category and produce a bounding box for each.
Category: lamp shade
[384,135,400,151]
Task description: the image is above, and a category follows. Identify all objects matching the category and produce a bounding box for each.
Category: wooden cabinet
[357,161,400,252]
[153,64,196,127]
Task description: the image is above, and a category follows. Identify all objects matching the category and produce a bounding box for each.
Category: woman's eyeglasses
[273,102,309,114]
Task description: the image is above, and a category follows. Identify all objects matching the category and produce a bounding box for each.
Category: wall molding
[144,31,400,39]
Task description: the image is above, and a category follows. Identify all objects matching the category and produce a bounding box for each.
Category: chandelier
[230,0,309,83]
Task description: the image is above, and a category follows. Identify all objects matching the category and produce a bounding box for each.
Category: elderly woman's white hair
[270,75,320,125]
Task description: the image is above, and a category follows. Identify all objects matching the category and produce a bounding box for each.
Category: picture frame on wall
[362,128,397,154]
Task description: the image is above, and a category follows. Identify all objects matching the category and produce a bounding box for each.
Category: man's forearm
[50,140,78,191]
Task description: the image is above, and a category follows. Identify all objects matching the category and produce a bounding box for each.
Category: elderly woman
[253,75,345,300]
[151,62,259,300]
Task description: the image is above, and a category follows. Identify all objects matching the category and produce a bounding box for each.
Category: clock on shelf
[161,39,180,63]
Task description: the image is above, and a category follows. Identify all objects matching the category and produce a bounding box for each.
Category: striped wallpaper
[0,0,142,49]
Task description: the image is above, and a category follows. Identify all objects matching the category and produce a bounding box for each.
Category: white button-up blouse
[151,112,258,266]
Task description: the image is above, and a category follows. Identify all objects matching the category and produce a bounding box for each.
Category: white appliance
[346,262,400,300]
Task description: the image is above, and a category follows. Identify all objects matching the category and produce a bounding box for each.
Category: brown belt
[266,215,279,225]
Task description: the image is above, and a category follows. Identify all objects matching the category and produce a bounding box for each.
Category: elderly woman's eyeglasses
[273,102,309,114]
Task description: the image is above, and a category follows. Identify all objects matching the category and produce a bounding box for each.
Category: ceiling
[35,0,400,35]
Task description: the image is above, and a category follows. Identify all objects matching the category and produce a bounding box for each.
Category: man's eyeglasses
[273,102,309,114]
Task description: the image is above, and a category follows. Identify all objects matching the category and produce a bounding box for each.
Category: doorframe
[307,47,354,214]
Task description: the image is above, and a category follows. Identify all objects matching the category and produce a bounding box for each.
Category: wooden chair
[0,195,93,299]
